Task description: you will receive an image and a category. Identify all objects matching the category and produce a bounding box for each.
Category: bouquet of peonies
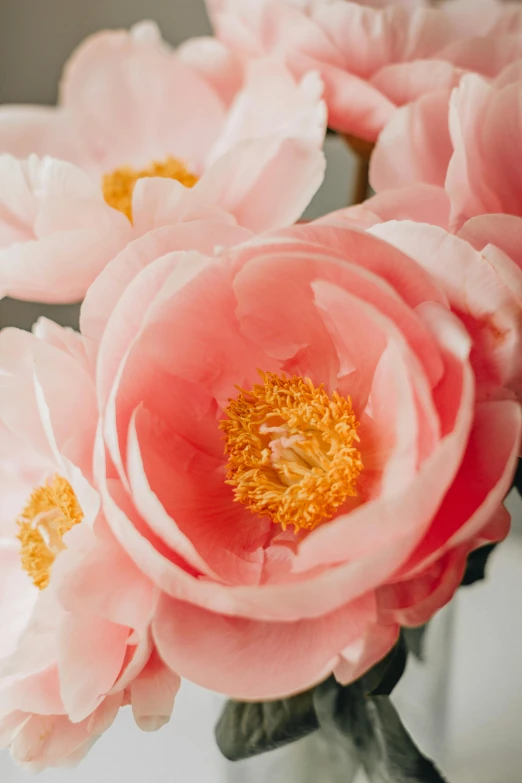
[1,0,522,779]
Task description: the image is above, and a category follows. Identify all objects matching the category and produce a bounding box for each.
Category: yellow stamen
[102,156,199,221]
[221,372,363,532]
[17,475,83,590]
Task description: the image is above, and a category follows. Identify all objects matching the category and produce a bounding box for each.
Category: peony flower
[0,20,326,303]
[0,320,178,770]
[369,60,522,271]
[205,0,522,143]
[83,218,521,700]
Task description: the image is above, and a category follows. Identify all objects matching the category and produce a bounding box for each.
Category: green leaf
[403,625,428,661]
[314,679,448,783]
[361,697,448,782]
[215,689,319,761]
[461,544,497,587]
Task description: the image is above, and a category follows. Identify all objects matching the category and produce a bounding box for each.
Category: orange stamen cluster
[221,372,363,532]
[17,475,83,590]
[102,156,198,221]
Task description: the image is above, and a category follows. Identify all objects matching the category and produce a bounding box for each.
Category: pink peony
[369,60,522,274]
[0,21,326,303]
[0,320,179,770]
[83,218,521,700]
[205,0,522,143]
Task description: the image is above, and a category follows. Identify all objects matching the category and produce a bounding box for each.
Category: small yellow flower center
[17,475,83,590]
[221,372,363,532]
[102,156,199,221]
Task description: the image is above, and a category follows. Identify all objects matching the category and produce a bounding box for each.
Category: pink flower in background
[207,0,456,141]
[83,218,520,701]
[371,60,522,215]
[206,0,522,143]
[369,61,522,274]
[0,322,178,769]
[0,20,326,303]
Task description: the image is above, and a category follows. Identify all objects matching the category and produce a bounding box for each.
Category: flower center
[102,156,199,221]
[221,372,363,532]
[17,475,83,590]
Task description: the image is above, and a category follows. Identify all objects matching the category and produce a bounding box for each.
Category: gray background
[0,1,521,781]
[0,0,212,105]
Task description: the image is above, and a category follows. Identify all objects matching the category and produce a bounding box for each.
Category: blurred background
[0,1,521,781]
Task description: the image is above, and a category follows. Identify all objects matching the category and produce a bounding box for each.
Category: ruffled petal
[207,58,326,164]
[371,89,453,192]
[195,136,325,232]
[129,649,180,731]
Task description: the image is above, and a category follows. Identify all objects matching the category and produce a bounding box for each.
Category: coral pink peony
[0,320,178,770]
[83,218,521,700]
[0,21,326,303]
[206,0,522,143]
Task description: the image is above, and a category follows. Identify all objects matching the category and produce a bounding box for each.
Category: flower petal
[153,592,379,699]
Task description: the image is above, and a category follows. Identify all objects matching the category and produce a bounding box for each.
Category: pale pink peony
[0,20,326,303]
[370,60,522,276]
[0,320,179,770]
[82,218,521,700]
[205,0,522,142]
